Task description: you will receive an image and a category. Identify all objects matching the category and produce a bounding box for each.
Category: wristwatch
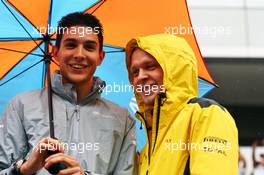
[84,170,92,175]
[11,159,26,175]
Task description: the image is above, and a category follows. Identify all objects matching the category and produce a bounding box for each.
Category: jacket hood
[126,34,198,114]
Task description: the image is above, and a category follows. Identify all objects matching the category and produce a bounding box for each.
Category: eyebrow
[63,38,98,46]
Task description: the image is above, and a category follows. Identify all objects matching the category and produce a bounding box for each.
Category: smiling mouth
[136,84,156,95]
[69,64,89,69]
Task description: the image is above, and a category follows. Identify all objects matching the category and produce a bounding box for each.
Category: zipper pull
[75,105,80,121]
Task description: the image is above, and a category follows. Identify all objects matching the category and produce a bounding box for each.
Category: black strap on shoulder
[184,156,190,175]
[188,97,225,111]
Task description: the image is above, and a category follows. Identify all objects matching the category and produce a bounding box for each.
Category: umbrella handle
[44,39,66,175]
[45,55,55,138]
[47,150,67,174]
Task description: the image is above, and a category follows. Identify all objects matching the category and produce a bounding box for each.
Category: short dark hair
[55,12,104,51]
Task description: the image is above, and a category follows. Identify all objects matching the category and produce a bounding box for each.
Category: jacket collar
[51,72,105,105]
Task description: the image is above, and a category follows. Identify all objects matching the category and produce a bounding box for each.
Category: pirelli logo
[204,136,227,144]
[203,136,231,156]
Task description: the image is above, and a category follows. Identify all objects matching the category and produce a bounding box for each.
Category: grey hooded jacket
[0,73,137,175]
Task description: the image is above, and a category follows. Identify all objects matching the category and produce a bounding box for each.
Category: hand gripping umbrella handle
[47,150,67,174]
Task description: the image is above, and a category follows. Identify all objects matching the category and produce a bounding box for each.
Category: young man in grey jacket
[0,12,137,175]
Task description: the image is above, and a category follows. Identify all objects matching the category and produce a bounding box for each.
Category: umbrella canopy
[0,0,217,150]
[85,0,216,90]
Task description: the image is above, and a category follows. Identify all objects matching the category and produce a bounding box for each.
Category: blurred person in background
[251,140,264,175]
[239,151,247,175]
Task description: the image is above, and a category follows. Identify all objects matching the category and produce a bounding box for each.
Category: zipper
[151,94,162,153]
[136,111,151,165]
[74,105,80,121]
[137,92,166,175]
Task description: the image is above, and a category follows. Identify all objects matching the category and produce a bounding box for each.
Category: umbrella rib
[0,58,44,86]
[106,50,125,53]
[0,37,44,41]
[0,47,43,57]
[50,58,59,67]
[104,44,124,49]
[48,0,53,30]
[1,0,45,54]
[90,0,106,14]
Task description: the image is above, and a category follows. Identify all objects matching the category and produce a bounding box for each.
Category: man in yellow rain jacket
[125,34,238,175]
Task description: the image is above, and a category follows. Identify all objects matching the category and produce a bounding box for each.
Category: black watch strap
[11,159,26,175]
[84,170,92,175]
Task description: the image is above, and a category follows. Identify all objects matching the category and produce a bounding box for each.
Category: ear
[52,45,59,62]
[97,50,105,66]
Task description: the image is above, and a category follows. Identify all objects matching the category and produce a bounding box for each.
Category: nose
[73,45,85,60]
[137,68,149,84]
